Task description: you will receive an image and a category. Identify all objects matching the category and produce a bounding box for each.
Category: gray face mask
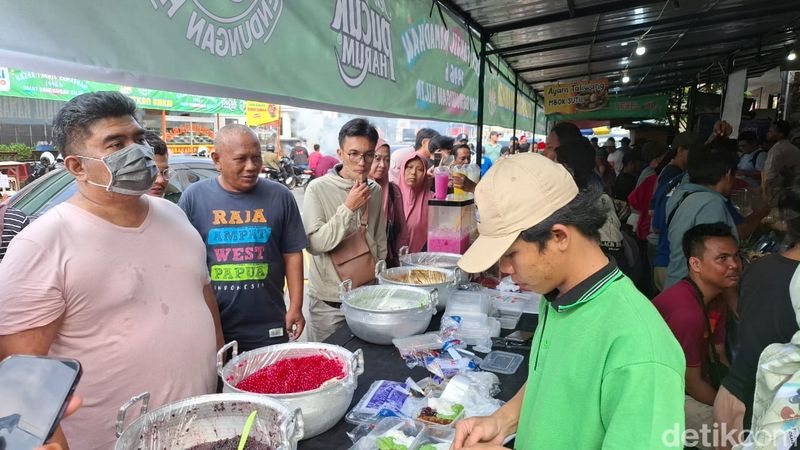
[78,143,158,196]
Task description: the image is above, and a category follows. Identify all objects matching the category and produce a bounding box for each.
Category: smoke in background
[288,106,469,156]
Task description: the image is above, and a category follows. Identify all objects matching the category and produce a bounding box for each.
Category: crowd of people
[523,118,800,449]
[2,90,800,449]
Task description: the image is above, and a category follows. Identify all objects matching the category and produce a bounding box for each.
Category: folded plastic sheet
[341,284,435,312]
[399,250,462,270]
[218,342,360,395]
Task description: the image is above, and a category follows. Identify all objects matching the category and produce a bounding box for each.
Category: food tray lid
[479,351,524,375]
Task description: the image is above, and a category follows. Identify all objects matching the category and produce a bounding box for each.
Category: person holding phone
[303,118,387,342]
[0,92,223,450]
[36,395,81,450]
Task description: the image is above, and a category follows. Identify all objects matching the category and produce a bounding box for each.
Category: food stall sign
[544,79,609,116]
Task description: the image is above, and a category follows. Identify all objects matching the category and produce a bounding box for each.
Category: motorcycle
[28,160,53,182]
[262,156,298,189]
[287,162,314,189]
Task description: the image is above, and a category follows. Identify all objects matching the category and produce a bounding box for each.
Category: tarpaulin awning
[0,1,496,125]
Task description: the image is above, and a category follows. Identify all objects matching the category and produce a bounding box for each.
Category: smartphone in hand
[0,355,81,450]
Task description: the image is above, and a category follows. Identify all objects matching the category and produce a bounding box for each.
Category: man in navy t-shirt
[180,124,308,351]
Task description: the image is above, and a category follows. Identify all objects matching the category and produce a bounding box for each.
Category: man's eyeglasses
[158,168,175,179]
[346,152,375,163]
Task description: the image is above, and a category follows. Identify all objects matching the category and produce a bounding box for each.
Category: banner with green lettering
[481,59,536,132]
[535,104,547,136]
[0,67,246,114]
[0,0,488,124]
[546,94,669,121]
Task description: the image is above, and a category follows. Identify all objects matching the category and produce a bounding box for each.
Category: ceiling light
[622,74,630,83]
[621,41,628,46]
[636,44,646,56]
[789,51,798,61]
[634,7,644,14]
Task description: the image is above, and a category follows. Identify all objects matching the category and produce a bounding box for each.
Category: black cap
[456,133,468,142]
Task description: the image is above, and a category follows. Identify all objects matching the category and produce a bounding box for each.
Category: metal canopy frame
[434,0,799,161]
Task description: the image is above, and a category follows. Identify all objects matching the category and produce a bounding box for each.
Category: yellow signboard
[543,79,609,115]
[245,101,281,126]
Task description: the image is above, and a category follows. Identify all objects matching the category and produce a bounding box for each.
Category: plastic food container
[339,280,438,345]
[480,351,524,375]
[412,397,465,430]
[446,290,492,317]
[496,310,522,329]
[448,313,501,347]
[392,333,445,355]
[486,289,541,314]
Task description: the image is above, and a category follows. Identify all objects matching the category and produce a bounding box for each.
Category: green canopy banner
[481,60,536,132]
[0,0,502,125]
[0,67,246,114]
[546,94,669,121]
[535,104,547,136]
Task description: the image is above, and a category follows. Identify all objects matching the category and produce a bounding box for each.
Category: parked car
[7,156,219,218]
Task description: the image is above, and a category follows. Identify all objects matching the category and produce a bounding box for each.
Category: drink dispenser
[427,197,477,254]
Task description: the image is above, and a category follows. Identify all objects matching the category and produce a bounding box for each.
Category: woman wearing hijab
[369,139,404,267]
[395,152,431,255]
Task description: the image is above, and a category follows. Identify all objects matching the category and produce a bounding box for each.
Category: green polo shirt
[515,262,686,449]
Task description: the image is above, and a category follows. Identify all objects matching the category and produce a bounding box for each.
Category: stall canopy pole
[512,74,518,139]
[476,36,487,163]
[161,110,167,139]
[687,79,699,132]
[532,98,538,138]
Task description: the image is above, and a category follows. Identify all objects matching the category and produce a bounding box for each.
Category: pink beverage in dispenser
[428,230,472,253]
[434,169,449,200]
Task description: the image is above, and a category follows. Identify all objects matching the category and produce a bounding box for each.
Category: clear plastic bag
[217,341,362,395]
[398,247,470,288]
[398,247,462,270]
[348,417,425,450]
[439,374,504,419]
[415,427,456,450]
[345,380,414,426]
[340,282,437,312]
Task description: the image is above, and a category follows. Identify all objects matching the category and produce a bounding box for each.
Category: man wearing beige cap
[453,153,686,449]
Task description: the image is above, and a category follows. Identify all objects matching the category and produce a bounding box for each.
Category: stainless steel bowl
[376,260,456,311]
[217,342,364,439]
[114,392,303,449]
[339,280,438,345]
[398,247,469,286]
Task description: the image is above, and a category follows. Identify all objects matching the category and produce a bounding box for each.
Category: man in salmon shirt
[0,91,223,450]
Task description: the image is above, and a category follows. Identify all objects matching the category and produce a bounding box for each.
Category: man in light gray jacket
[303,118,387,342]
